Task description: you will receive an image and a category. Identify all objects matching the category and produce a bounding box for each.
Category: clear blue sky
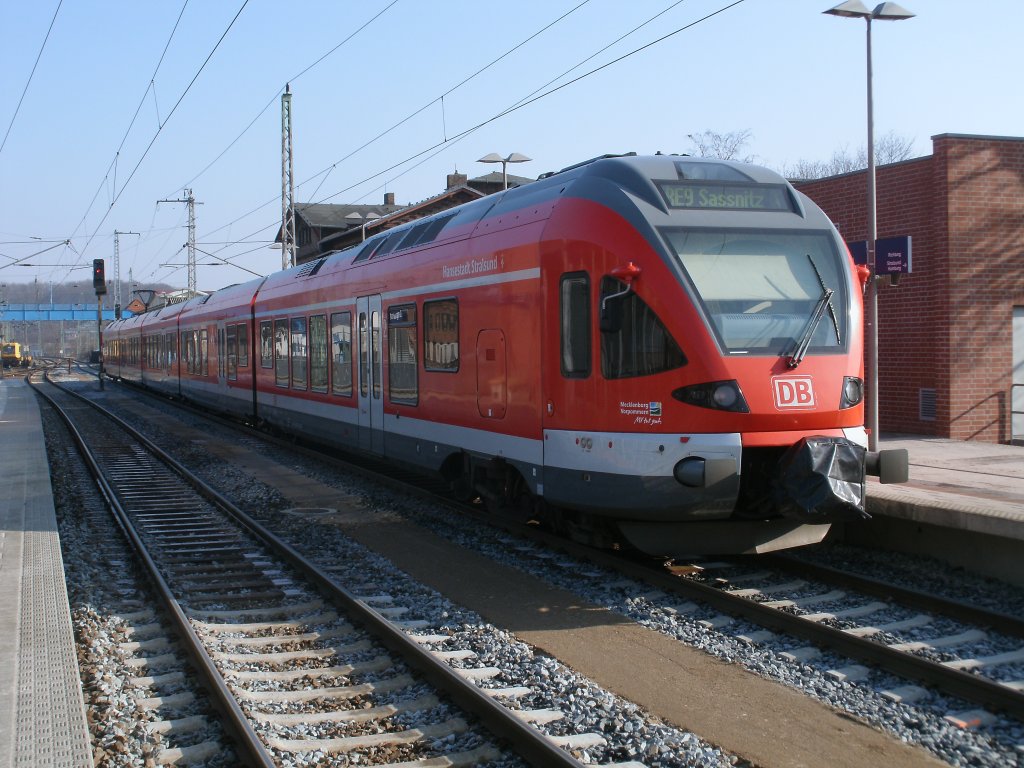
[1,0,1019,294]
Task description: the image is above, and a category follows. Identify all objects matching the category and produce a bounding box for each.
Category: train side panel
[140,302,188,399]
[176,282,262,417]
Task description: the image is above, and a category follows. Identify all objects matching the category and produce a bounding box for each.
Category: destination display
[658,181,793,212]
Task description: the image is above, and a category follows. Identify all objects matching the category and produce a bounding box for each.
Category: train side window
[424,299,459,372]
[599,276,687,379]
[331,311,353,397]
[200,329,209,376]
[167,332,176,365]
[309,314,328,393]
[560,273,591,378]
[226,325,238,380]
[260,320,273,368]
[218,328,226,379]
[237,323,249,367]
[371,310,381,400]
[387,304,418,405]
[290,317,308,389]
[274,319,289,386]
[359,312,368,397]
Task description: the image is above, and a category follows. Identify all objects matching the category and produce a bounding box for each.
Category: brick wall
[795,134,1024,443]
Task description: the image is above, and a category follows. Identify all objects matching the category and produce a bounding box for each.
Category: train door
[476,329,507,419]
[356,295,384,454]
[217,322,227,386]
[541,270,600,433]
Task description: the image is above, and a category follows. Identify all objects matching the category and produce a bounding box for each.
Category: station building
[793,134,1024,444]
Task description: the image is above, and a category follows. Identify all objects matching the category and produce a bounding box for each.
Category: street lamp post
[477,152,531,190]
[824,0,914,452]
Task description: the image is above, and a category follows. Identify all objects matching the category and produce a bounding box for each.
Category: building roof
[293,202,405,229]
[317,184,486,254]
[278,169,536,263]
[469,170,534,188]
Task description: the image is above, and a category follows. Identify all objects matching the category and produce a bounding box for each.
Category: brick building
[794,134,1024,443]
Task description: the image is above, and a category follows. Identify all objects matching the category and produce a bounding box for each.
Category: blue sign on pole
[875,235,912,276]
[846,240,869,266]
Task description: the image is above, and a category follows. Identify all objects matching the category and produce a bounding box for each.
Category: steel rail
[515,526,1024,722]
[41,372,585,768]
[102,374,1024,720]
[761,554,1024,639]
[30,371,277,768]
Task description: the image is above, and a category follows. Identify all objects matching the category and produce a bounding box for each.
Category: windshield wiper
[807,254,841,345]
[788,285,833,369]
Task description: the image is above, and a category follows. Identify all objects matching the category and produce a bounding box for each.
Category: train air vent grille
[294,258,326,278]
[919,388,937,421]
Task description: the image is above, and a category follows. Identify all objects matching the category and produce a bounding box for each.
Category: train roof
[160,154,826,316]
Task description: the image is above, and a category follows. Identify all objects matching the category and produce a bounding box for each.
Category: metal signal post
[93,258,106,390]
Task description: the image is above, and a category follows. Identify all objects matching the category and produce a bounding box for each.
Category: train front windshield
[664,229,849,357]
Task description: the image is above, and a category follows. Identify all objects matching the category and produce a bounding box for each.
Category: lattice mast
[281,83,297,270]
[158,190,200,297]
[185,189,197,295]
[113,230,139,311]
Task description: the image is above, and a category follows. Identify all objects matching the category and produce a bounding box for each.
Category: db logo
[772,376,816,409]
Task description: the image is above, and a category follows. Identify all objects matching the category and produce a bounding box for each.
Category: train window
[415,213,456,246]
[309,314,328,393]
[166,332,175,366]
[290,317,308,390]
[372,230,405,259]
[371,310,381,399]
[237,323,248,367]
[274,319,289,386]
[353,239,379,264]
[560,273,591,378]
[260,320,273,368]
[331,312,353,397]
[387,304,418,406]
[226,325,237,381]
[200,329,209,376]
[218,328,226,379]
[600,277,686,379]
[359,312,368,397]
[397,221,432,251]
[664,228,847,356]
[424,299,459,372]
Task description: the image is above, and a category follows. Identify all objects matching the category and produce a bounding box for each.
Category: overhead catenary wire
[61,0,190,283]
[197,0,598,250]
[15,0,749,288]
[67,0,251,279]
[199,0,749,270]
[0,0,64,160]
[170,0,403,198]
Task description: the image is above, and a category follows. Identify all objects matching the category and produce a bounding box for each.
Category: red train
[104,153,907,555]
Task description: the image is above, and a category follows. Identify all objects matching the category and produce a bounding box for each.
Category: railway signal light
[93,259,107,295]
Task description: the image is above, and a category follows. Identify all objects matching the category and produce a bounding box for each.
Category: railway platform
[859,435,1024,586]
[0,377,91,768]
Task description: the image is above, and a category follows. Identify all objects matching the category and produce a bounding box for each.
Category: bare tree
[687,129,756,163]
[783,131,915,179]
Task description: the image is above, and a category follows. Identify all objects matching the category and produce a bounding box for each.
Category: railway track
[33,369,635,767]
[102,373,1024,726]
[56,370,1024,763]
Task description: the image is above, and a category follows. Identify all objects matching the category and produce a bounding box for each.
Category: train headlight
[672,380,750,413]
[840,376,863,409]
